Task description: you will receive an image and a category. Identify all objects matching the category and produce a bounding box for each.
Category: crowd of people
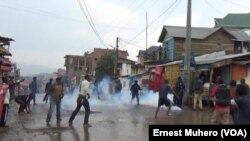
[0,73,250,128]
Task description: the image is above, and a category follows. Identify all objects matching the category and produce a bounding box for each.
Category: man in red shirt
[210,77,231,124]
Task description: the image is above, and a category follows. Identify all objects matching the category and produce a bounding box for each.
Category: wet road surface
[0,94,231,141]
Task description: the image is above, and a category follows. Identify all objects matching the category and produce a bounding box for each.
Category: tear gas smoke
[61,76,182,111]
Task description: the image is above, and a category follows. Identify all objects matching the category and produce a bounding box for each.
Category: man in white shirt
[69,75,91,127]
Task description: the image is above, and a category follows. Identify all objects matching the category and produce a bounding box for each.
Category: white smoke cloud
[61,76,182,111]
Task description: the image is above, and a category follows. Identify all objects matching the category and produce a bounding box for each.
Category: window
[234,41,242,53]
[81,61,84,66]
[69,58,73,64]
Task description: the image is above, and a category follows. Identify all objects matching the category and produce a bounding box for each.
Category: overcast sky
[0,0,250,71]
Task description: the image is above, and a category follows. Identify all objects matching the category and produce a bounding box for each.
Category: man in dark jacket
[29,77,38,105]
[130,80,141,105]
[233,83,250,124]
[43,78,53,104]
[237,78,250,95]
[174,77,185,108]
[193,76,204,111]
[115,79,122,94]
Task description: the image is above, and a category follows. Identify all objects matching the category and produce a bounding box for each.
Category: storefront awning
[232,61,250,65]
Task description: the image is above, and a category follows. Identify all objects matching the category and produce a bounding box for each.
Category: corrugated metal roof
[215,13,250,27]
[0,36,14,42]
[158,26,250,42]
[149,52,250,67]
[163,26,220,40]
[224,28,250,41]
[196,52,250,64]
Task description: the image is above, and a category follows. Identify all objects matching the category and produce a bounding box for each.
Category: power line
[103,0,136,29]
[116,0,159,30]
[0,3,138,30]
[223,0,250,10]
[204,0,223,15]
[123,0,179,48]
[119,38,145,49]
[0,4,83,22]
[149,0,181,36]
[113,0,160,38]
[102,0,153,40]
[76,0,112,48]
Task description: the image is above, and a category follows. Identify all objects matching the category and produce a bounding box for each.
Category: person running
[130,80,142,105]
[69,75,91,127]
[155,80,178,118]
[46,77,64,124]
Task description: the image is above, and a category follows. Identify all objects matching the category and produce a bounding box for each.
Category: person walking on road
[46,77,64,124]
[29,77,38,105]
[210,77,231,125]
[43,78,53,104]
[174,77,185,108]
[193,76,204,111]
[130,80,142,106]
[69,75,91,127]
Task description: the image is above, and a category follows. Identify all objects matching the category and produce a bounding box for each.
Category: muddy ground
[0,94,229,141]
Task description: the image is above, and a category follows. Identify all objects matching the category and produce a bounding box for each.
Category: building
[87,48,129,76]
[0,35,16,99]
[118,58,135,76]
[118,57,136,92]
[137,46,161,63]
[215,13,250,28]
[64,48,129,83]
[135,46,162,75]
[214,13,250,54]
[64,55,90,84]
[0,36,14,75]
[158,26,250,62]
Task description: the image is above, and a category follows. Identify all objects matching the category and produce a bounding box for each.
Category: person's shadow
[46,121,62,141]
[69,124,90,141]
[84,126,90,141]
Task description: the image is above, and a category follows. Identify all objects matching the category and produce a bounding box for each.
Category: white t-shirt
[4,91,10,104]
[0,83,10,104]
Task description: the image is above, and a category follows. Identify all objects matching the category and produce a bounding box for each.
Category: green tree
[95,53,115,81]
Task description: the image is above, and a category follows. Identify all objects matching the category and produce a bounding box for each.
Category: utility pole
[84,52,87,75]
[184,0,192,99]
[145,12,148,61]
[115,37,119,78]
